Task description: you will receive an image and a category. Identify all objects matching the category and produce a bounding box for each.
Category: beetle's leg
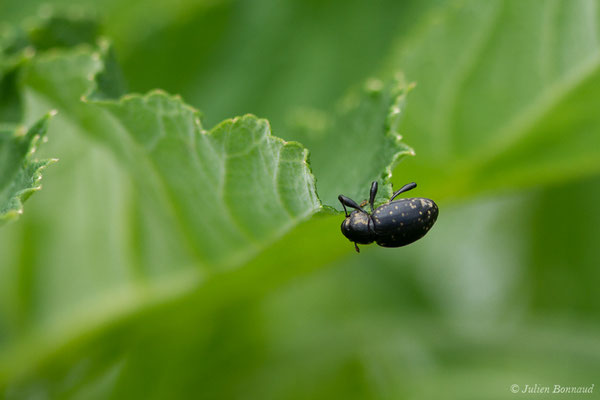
[369,181,378,213]
[390,182,417,201]
[338,195,367,216]
[354,242,360,253]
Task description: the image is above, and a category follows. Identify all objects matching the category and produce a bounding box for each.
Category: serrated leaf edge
[0,112,57,225]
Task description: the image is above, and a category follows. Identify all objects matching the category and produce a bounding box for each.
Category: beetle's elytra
[338,181,438,253]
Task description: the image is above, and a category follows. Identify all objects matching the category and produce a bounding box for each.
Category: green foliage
[1,1,600,399]
[94,94,320,264]
[0,9,406,396]
[387,0,600,199]
[0,114,55,225]
[288,77,414,209]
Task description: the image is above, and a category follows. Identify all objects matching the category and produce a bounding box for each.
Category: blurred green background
[2,0,600,399]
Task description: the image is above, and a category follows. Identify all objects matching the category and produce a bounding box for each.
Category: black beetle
[338,181,438,252]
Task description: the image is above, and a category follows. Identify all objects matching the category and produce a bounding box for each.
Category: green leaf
[0,11,99,224]
[0,113,55,225]
[90,92,321,264]
[287,77,414,210]
[20,43,320,265]
[0,10,418,392]
[0,28,328,387]
[387,0,600,199]
[1,11,102,111]
[2,2,600,399]
[0,73,316,400]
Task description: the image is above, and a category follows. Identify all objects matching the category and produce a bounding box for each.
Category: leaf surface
[287,78,414,210]
[12,2,600,398]
[387,0,600,199]
[0,114,54,225]
[0,17,362,391]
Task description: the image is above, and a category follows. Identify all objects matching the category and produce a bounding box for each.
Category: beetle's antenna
[369,181,378,213]
[338,195,367,215]
[354,242,360,253]
[390,182,417,201]
[339,198,349,217]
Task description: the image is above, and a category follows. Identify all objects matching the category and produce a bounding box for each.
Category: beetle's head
[341,211,375,245]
